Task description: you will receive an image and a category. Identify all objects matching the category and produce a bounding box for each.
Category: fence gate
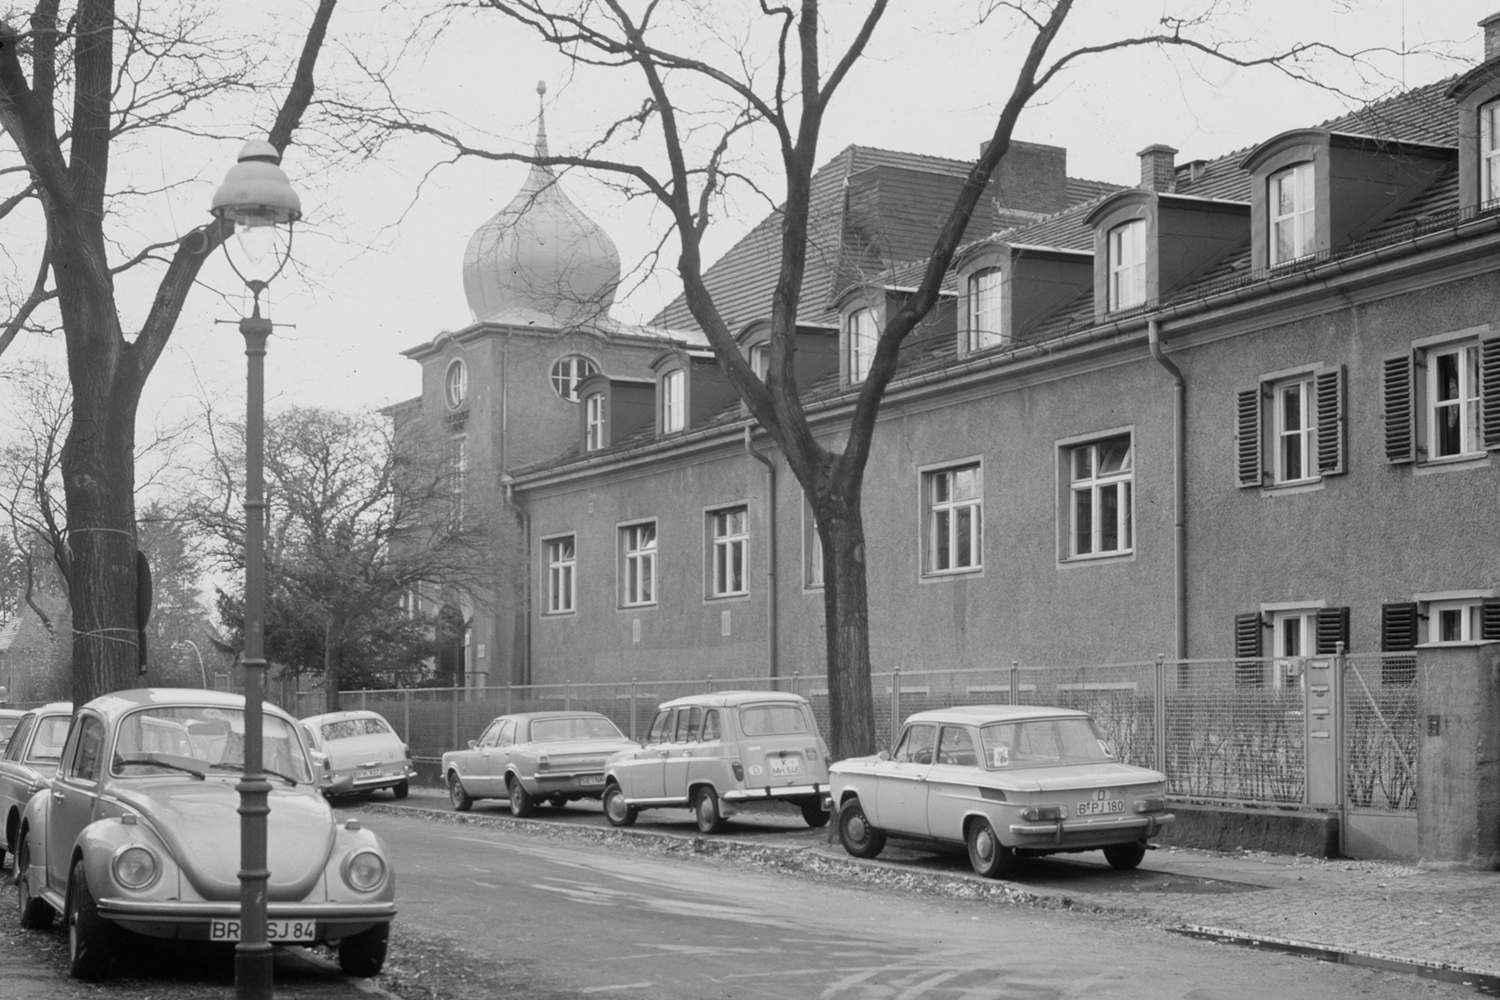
[1339,654,1419,859]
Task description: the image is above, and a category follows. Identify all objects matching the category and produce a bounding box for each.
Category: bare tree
[341,1,1390,757]
[0,0,340,704]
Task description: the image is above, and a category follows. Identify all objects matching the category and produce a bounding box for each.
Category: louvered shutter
[1380,601,1419,685]
[1382,353,1415,464]
[1482,598,1500,642]
[1315,365,1346,476]
[1236,388,1263,487]
[1314,606,1350,654]
[1234,612,1264,685]
[1482,334,1500,451]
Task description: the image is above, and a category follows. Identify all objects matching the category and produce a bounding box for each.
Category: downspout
[504,475,531,688]
[1147,318,1186,661]
[743,427,778,680]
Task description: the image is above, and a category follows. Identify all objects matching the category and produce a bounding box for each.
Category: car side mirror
[467,739,477,749]
[876,750,891,762]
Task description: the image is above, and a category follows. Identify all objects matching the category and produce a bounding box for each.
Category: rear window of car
[529,716,625,742]
[737,703,810,736]
[320,716,393,741]
[979,717,1110,769]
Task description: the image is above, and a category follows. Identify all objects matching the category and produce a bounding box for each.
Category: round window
[444,358,468,409]
[550,355,599,402]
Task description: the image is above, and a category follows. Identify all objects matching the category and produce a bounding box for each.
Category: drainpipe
[503,475,531,688]
[1146,318,1186,661]
[743,426,778,681]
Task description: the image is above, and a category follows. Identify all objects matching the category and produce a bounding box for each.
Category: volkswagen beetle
[13,688,396,981]
[0,701,72,870]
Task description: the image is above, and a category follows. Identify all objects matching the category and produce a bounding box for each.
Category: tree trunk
[817,492,875,761]
[323,620,341,712]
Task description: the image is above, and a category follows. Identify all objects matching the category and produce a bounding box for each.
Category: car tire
[446,771,473,812]
[692,787,724,834]
[965,818,1019,879]
[836,798,886,859]
[1103,841,1147,871]
[66,860,115,981]
[392,781,410,801]
[15,837,53,930]
[338,922,389,977]
[508,776,536,818]
[548,794,568,809]
[602,784,637,827]
[800,799,831,828]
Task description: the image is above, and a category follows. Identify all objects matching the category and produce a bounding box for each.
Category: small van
[299,709,416,800]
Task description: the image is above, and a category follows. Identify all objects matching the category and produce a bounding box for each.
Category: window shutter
[1315,365,1346,476]
[1380,602,1419,651]
[1234,612,1264,685]
[1481,334,1500,450]
[1235,388,1263,487]
[1382,353,1415,464]
[1314,606,1350,654]
[1482,598,1500,642]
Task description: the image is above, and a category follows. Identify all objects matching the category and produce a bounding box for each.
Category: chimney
[1483,12,1500,62]
[1138,144,1178,193]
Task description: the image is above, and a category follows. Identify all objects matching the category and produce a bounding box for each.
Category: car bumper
[530,771,608,794]
[722,783,823,803]
[1007,812,1174,849]
[327,768,417,794]
[97,897,397,942]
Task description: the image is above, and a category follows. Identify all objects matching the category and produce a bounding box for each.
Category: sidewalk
[373,788,1500,983]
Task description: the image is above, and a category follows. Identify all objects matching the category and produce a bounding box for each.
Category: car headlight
[344,850,387,892]
[112,845,160,890]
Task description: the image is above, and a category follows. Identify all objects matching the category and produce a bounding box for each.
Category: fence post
[1154,655,1167,774]
[505,682,513,716]
[791,672,800,699]
[1333,641,1347,818]
[891,667,901,746]
[565,682,573,711]
[1009,660,1020,705]
[449,687,459,759]
[629,680,638,741]
[402,689,411,745]
[359,690,368,711]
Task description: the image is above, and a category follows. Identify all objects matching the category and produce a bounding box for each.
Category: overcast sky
[7,1,1500,437]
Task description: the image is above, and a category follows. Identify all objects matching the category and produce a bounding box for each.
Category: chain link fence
[1342,653,1419,812]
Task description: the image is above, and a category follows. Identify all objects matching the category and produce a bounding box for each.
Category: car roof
[29,702,73,715]
[497,711,611,722]
[83,687,295,722]
[300,709,391,726]
[901,704,1090,726]
[657,689,809,710]
[0,708,24,719]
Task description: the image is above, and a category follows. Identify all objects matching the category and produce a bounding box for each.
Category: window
[584,392,607,451]
[965,267,1004,353]
[1066,435,1132,559]
[1428,599,1481,644]
[702,710,721,741]
[892,724,936,765]
[645,710,671,744]
[803,500,824,590]
[544,535,576,615]
[67,716,105,782]
[936,725,977,767]
[749,343,769,381]
[444,358,469,409]
[708,506,749,598]
[1383,334,1498,465]
[1238,367,1346,487]
[4,716,33,762]
[1107,220,1145,311]
[1237,606,1348,685]
[620,521,656,607]
[1482,100,1500,207]
[923,462,982,575]
[661,369,686,433]
[1268,609,1315,689]
[1268,162,1314,265]
[847,307,877,383]
[550,355,598,401]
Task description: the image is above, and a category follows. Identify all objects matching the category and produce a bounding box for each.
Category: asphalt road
[360,805,1473,1000]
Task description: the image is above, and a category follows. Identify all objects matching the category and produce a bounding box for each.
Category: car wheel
[548,794,568,809]
[965,818,1019,879]
[338,922,389,977]
[836,798,886,859]
[66,859,115,981]
[692,787,724,834]
[446,771,473,812]
[602,784,637,827]
[392,781,410,801]
[1103,841,1147,871]
[800,799,831,829]
[508,777,536,818]
[15,837,53,930]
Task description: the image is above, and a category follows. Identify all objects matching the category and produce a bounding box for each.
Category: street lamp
[210,138,300,1000]
[173,638,209,688]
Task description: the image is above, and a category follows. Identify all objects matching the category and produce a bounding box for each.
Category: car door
[620,709,672,800]
[45,713,106,894]
[662,706,703,799]
[495,718,522,784]
[0,714,35,818]
[925,724,980,842]
[872,723,936,836]
[474,719,514,796]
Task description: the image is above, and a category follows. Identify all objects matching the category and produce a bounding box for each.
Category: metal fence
[292,652,1422,813]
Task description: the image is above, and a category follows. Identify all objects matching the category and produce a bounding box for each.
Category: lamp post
[210,139,300,1000]
[173,638,208,688]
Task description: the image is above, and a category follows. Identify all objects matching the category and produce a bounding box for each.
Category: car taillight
[1021,805,1066,822]
[1135,796,1167,813]
[731,761,744,781]
[538,754,550,771]
[804,745,818,761]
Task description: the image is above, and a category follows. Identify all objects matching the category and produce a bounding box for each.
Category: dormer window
[749,343,769,381]
[661,368,685,433]
[847,307,877,383]
[550,355,598,401]
[965,268,1004,353]
[1106,221,1145,310]
[1268,162,1314,265]
[1482,100,1500,207]
[584,392,606,451]
[444,358,469,409]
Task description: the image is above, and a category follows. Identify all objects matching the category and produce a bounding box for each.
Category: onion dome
[462,82,622,328]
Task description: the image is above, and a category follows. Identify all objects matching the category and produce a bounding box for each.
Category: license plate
[769,756,803,777]
[209,918,317,943]
[358,767,383,780]
[577,773,604,786]
[1076,791,1125,817]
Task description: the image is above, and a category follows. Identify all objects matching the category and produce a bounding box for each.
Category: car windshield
[529,716,624,742]
[29,716,71,762]
[978,717,1110,769]
[737,703,810,737]
[112,705,311,784]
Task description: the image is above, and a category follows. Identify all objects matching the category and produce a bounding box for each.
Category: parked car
[442,710,638,817]
[0,708,24,751]
[13,688,396,981]
[299,709,416,800]
[828,705,1173,878]
[602,690,831,833]
[0,702,72,870]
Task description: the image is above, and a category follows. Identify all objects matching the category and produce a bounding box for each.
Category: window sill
[1059,550,1135,568]
[1262,478,1325,496]
[920,567,983,583]
[705,592,750,603]
[540,610,576,619]
[618,602,658,612]
[1414,452,1491,476]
